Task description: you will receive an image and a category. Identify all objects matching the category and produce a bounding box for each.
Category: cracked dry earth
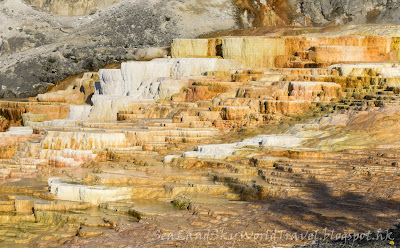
[1,31,400,247]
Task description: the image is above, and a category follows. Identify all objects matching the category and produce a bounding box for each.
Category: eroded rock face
[233,0,400,28]
[20,0,400,26]
[36,72,97,104]
[236,0,308,27]
[297,0,400,25]
[0,100,70,131]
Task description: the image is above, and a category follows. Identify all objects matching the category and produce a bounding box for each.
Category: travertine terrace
[1,30,400,247]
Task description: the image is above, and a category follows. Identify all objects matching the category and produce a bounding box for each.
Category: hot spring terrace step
[212,173,260,184]
[274,164,348,175]
[256,183,310,197]
[264,179,318,188]
[165,136,211,144]
[280,161,350,170]
[258,168,343,180]
[106,147,143,152]
[225,164,259,176]
[164,181,232,197]
[377,91,396,95]
[265,68,335,76]
[340,150,400,158]
[148,122,190,128]
[189,121,214,128]
[353,164,400,173]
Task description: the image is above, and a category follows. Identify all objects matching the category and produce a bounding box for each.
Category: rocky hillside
[297,0,400,25]
[1,0,400,98]
[235,0,400,27]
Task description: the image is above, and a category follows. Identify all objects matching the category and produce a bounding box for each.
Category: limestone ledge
[172,36,399,68]
[97,58,241,97]
[40,149,97,167]
[330,63,400,77]
[89,58,242,122]
[48,178,132,205]
[36,72,97,105]
[41,131,128,150]
[182,134,307,160]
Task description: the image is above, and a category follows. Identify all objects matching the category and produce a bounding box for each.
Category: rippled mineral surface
[2,2,400,247]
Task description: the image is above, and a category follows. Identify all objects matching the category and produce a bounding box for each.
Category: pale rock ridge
[171,39,210,58]
[137,78,189,100]
[288,81,341,101]
[330,63,400,77]
[170,58,240,78]
[120,60,173,97]
[97,69,124,96]
[222,37,286,68]
[172,36,399,68]
[182,134,307,159]
[98,58,242,98]
[68,105,92,121]
[48,178,131,205]
[88,96,153,122]
[90,58,242,122]
[5,127,34,135]
[41,131,128,150]
[41,149,97,167]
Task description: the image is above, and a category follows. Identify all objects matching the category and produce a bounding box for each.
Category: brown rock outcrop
[36,72,97,105]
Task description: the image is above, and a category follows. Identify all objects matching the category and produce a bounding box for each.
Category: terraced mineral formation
[0,30,400,247]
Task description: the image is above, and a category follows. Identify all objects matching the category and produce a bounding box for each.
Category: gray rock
[297,0,400,25]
